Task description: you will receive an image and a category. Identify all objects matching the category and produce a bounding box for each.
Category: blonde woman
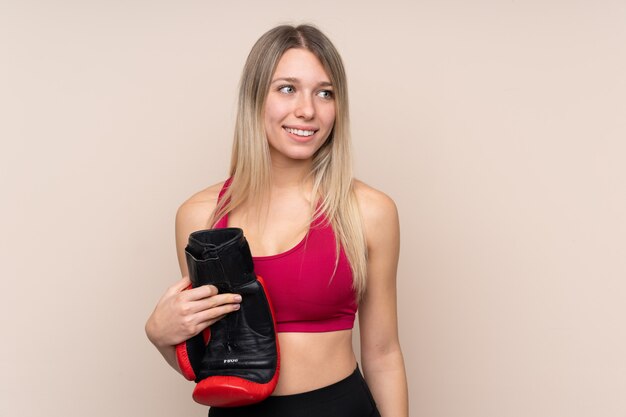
[146,24,408,416]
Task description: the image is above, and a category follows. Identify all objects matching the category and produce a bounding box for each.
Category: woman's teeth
[285,127,315,137]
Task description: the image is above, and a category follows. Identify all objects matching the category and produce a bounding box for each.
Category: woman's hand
[145,276,242,348]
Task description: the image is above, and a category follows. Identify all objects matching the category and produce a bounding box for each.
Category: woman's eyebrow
[272,77,298,84]
[271,77,333,87]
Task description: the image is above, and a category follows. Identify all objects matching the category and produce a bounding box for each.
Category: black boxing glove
[176,228,280,407]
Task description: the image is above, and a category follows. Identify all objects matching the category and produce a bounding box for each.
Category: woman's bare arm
[355,181,409,416]
[144,182,241,373]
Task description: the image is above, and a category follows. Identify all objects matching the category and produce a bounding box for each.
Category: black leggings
[208,366,381,417]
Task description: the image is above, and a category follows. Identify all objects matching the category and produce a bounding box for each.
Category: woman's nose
[294,94,315,119]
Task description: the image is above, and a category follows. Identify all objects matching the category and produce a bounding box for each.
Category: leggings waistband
[263,366,363,406]
[208,365,380,417]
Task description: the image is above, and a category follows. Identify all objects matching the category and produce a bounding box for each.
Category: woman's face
[263,48,336,166]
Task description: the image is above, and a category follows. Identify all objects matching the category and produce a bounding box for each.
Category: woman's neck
[269,156,314,190]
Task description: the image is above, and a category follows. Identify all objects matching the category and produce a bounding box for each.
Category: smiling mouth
[284,127,316,137]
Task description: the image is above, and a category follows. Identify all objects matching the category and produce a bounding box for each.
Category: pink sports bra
[213,181,358,333]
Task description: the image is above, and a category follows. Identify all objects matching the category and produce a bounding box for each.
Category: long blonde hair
[210,24,368,300]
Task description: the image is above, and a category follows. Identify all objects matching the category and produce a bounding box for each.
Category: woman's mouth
[284,127,316,137]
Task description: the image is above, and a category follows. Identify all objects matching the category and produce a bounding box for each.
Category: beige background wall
[1,0,625,416]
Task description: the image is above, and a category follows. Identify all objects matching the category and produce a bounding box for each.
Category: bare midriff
[271,329,357,395]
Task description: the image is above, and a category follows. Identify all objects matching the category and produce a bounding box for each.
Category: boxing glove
[176,228,280,407]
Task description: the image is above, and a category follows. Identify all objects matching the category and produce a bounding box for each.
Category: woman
[145,24,408,416]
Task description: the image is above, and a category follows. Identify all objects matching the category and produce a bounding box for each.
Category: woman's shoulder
[176,181,226,231]
[352,179,398,227]
[352,179,400,253]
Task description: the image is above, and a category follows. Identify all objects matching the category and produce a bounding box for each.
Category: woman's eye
[318,90,334,99]
[278,85,295,94]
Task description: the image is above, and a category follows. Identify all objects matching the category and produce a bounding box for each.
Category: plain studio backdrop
[1,1,625,416]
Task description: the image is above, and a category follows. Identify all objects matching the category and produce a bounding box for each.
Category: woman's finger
[184,292,242,314]
[195,303,241,325]
[182,284,220,301]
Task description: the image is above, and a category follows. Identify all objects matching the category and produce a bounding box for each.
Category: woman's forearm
[363,349,409,417]
[145,319,182,375]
